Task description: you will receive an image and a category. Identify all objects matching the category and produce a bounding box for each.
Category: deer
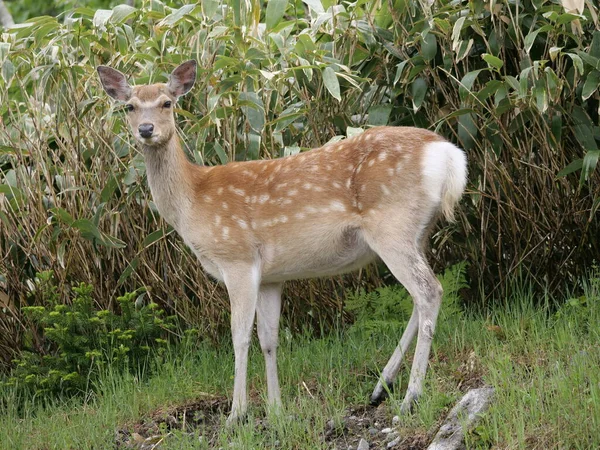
[97,60,467,425]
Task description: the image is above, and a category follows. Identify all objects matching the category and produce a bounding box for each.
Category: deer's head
[97,60,197,147]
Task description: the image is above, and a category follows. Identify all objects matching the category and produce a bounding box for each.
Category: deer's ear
[167,60,197,98]
[97,66,132,101]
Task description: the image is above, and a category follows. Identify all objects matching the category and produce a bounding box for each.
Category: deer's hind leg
[257,282,283,410]
[364,219,442,413]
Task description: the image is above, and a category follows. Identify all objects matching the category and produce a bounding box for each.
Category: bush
[346,263,468,336]
[2,272,174,401]
[0,0,599,367]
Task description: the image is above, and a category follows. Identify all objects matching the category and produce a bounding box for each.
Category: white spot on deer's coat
[378,152,387,162]
[330,200,346,212]
[381,184,391,196]
[346,178,352,189]
[387,168,395,177]
[205,196,213,202]
[305,206,318,214]
[279,215,288,223]
[237,219,248,229]
[228,186,245,196]
[303,183,312,190]
[222,202,229,210]
[332,181,342,189]
[295,212,306,219]
[251,221,258,229]
[258,194,270,204]
[215,215,222,226]
[368,159,375,167]
[222,227,230,239]
[288,189,298,196]
[217,187,224,195]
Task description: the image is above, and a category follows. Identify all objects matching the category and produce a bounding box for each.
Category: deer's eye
[163,101,172,108]
[125,104,134,112]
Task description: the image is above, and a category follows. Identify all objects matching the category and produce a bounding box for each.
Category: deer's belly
[260,226,377,283]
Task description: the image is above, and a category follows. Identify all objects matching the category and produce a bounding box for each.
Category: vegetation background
[0,0,599,410]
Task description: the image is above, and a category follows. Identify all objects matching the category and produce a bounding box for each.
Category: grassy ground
[1,274,599,449]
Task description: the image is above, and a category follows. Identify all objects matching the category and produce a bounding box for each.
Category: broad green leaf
[303,0,324,14]
[458,69,484,102]
[421,32,437,61]
[534,84,548,113]
[567,53,584,75]
[266,0,288,30]
[93,9,112,28]
[458,112,478,150]
[482,53,503,70]
[238,92,265,132]
[582,70,600,100]
[368,104,393,126]
[51,208,74,225]
[158,4,197,26]
[524,25,552,54]
[394,60,409,84]
[322,66,341,102]
[557,159,583,177]
[143,229,165,247]
[581,150,600,182]
[110,4,137,24]
[118,257,139,285]
[214,141,228,165]
[411,78,427,112]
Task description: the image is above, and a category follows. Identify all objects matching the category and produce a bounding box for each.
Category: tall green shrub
[0,0,599,368]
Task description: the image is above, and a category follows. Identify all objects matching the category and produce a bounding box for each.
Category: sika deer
[97,60,468,424]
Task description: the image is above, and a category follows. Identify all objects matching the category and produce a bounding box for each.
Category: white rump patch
[421,141,467,214]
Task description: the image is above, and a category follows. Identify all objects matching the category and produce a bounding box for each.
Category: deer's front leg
[223,264,260,426]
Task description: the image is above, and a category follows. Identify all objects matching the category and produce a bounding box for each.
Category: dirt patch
[116,398,435,449]
[115,395,229,448]
[323,404,432,450]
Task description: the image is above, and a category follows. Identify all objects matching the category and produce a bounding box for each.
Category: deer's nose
[138,123,154,138]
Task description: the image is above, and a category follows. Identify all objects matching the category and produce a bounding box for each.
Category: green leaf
[581,150,600,182]
[158,4,197,26]
[110,4,137,24]
[458,69,484,102]
[582,70,600,101]
[118,258,139,286]
[411,78,427,112]
[322,66,341,102]
[238,92,265,132]
[214,141,228,165]
[303,0,324,14]
[482,53,503,70]
[524,25,551,54]
[368,104,392,126]
[142,229,165,247]
[557,159,583,178]
[421,32,437,61]
[266,0,288,30]
[92,9,112,28]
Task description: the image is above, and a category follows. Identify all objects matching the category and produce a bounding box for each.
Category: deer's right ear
[97,66,132,101]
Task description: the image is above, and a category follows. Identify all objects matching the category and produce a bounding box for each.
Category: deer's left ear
[167,60,197,98]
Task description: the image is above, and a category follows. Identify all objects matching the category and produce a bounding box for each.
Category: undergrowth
[1,271,177,405]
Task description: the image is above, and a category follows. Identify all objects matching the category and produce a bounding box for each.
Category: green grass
[1,275,599,449]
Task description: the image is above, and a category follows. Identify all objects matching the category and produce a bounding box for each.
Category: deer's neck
[143,137,197,230]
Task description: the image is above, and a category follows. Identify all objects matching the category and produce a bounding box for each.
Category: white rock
[357,438,370,450]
